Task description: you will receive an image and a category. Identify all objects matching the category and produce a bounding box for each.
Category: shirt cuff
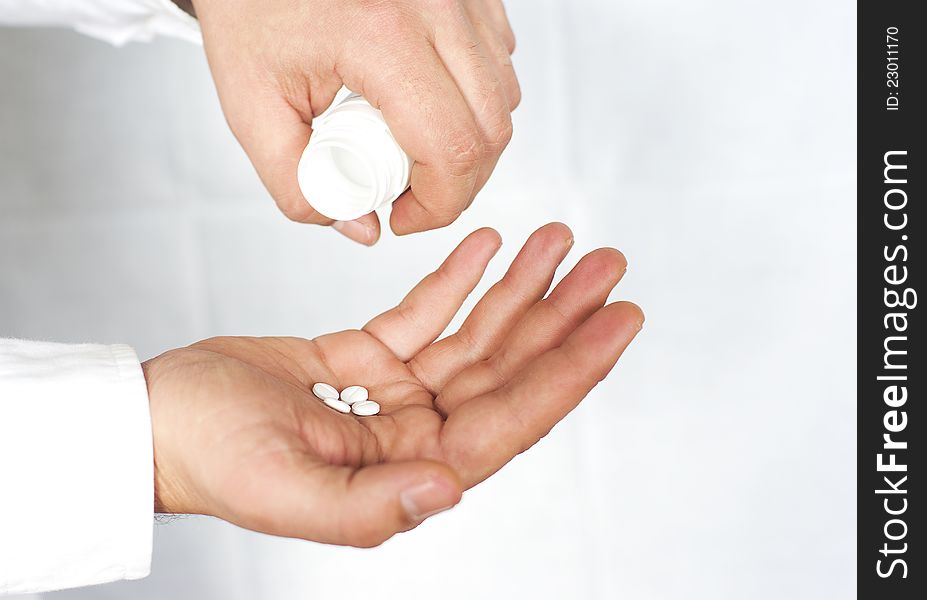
[0,339,153,595]
[0,0,202,46]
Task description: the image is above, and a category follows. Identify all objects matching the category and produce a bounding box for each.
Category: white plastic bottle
[296,90,412,222]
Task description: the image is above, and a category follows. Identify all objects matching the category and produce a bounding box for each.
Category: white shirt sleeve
[0,0,201,46]
[0,339,154,595]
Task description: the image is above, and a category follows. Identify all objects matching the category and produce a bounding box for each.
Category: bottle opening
[298,141,378,220]
[329,146,373,191]
[296,90,412,221]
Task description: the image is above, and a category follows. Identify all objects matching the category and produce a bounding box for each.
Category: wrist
[143,355,198,515]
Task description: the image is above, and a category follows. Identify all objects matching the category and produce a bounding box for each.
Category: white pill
[323,398,352,414]
[312,382,339,400]
[340,385,369,405]
[351,400,380,416]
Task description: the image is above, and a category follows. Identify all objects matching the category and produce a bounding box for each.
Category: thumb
[254,457,463,547]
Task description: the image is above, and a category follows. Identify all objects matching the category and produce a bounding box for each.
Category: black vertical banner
[859,0,924,596]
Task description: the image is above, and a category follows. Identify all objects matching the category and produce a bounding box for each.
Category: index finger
[363,227,501,361]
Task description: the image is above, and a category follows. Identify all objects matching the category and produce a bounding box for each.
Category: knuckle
[490,114,514,150]
[507,78,522,110]
[473,106,512,159]
[393,298,419,329]
[503,31,516,54]
[362,2,416,38]
[441,128,486,172]
[453,323,482,356]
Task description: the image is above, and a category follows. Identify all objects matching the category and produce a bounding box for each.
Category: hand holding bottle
[192,0,521,245]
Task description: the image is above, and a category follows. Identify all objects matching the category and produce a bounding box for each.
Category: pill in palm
[312,382,339,400]
[340,385,368,405]
[323,397,352,414]
[351,400,380,416]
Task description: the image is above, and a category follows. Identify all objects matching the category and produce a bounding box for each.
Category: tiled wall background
[1,1,856,598]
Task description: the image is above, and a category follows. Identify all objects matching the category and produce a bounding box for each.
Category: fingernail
[400,479,458,523]
[332,220,374,245]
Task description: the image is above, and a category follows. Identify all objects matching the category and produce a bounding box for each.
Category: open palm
[145,223,642,546]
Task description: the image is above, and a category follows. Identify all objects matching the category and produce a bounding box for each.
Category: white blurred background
[0,0,856,598]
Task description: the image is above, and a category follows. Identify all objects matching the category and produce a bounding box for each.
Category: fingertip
[335,460,462,547]
[506,223,574,275]
[567,301,643,354]
[389,204,412,236]
[532,222,574,250]
[388,189,415,235]
[332,216,380,246]
[564,248,628,291]
[468,227,503,253]
[356,212,382,245]
[283,196,334,226]
[422,459,465,498]
[390,161,475,234]
[531,221,573,245]
[593,247,629,276]
[390,188,456,236]
[601,301,646,338]
[554,221,575,244]
[448,227,504,275]
[616,300,646,330]
[399,462,463,524]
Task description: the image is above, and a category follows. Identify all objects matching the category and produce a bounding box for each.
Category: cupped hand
[144,223,642,546]
[191,0,520,245]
